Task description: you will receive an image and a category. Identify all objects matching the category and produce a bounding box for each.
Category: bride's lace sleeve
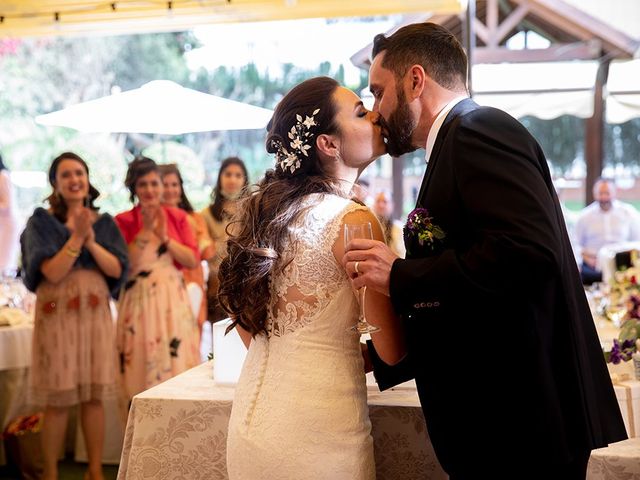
[266,195,368,337]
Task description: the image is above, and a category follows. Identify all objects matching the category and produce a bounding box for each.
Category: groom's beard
[384,90,418,157]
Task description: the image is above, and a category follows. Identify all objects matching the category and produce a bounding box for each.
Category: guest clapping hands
[20,152,128,480]
[115,156,200,399]
[160,163,215,343]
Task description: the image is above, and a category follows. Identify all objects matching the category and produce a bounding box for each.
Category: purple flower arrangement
[403,208,446,255]
[603,294,640,364]
[606,339,637,364]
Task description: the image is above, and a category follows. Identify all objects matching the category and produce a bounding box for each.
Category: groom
[344,22,626,479]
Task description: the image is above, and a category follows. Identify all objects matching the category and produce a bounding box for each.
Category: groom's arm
[365,339,415,391]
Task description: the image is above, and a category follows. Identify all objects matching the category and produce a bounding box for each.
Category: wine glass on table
[344,222,380,334]
[606,300,628,328]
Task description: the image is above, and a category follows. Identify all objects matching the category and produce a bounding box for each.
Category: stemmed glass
[605,300,628,327]
[344,223,380,334]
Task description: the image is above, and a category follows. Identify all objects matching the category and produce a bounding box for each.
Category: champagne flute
[344,222,380,334]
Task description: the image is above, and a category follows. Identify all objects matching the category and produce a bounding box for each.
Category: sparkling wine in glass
[344,222,380,334]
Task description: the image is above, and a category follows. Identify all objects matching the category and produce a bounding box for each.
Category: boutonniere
[403,208,446,254]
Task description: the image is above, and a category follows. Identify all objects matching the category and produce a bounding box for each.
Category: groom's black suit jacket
[369,99,626,476]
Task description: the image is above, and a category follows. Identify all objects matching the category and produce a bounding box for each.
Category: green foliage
[604,119,640,169]
[520,115,584,175]
[109,32,199,90]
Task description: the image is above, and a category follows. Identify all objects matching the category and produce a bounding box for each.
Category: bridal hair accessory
[272,108,320,175]
[247,246,279,259]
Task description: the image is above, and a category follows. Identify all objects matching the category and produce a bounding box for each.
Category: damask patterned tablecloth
[0,322,32,371]
[0,322,33,465]
[587,438,640,480]
[118,361,447,480]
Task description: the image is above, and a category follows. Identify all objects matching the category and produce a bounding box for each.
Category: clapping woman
[20,152,128,480]
[160,163,215,343]
[115,156,200,399]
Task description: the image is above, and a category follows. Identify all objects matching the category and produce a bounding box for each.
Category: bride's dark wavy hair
[218,76,346,336]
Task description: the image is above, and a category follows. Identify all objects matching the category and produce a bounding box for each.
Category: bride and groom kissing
[218,22,626,480]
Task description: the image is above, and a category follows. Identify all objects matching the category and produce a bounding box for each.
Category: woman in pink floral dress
[115,156,200,399]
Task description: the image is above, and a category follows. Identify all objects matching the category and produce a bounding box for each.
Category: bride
[219,76,405,479]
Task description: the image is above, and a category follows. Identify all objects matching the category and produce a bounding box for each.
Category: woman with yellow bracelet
[20,152,129,480]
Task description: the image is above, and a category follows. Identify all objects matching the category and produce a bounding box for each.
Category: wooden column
[392,155,404,220]
[464,0,476,92]
[584,59,610,205]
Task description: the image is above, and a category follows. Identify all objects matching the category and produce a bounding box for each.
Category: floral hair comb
[273,108,320,175]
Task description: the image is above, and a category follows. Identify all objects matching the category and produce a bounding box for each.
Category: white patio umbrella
[35,80,274,134]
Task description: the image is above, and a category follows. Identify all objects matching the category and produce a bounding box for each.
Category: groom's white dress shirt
[424,95,468,162]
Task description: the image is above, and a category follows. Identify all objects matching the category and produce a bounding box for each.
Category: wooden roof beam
[494,3,530,46]
[512,0,639,57]
[475,40,602,63]
[474,17,490,45]
[486,0,499,47]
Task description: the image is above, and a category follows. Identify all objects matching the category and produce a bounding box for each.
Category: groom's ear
[316,133,339,159]
[407,64,426,99]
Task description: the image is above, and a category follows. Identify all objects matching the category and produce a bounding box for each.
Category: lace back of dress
[266,194,366,338]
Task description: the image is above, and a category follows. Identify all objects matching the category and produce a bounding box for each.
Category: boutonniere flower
[403,208,446,254]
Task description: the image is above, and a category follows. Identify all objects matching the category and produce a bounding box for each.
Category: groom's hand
[343,239,398,297]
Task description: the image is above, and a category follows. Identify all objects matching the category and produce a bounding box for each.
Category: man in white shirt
[575,178,640,283]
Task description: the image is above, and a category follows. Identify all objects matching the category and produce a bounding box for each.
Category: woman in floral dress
[160,163,215,344]
[115,156,200,399]
[21,152,128,480]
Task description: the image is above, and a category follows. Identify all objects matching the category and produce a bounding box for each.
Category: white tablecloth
[118,361,447,480]
[0,323,33,370]
[0,322,33,465]
[587,437,640,479]
[0,314,125,465]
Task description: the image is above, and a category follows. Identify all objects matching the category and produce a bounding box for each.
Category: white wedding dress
[227,193,375,480]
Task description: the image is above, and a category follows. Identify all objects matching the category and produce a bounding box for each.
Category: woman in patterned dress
[21,152,128,480]
[115,156,200,400]
[160,163,215,344]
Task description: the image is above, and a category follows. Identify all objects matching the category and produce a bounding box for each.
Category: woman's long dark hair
[159,163,194,213]
[208,157,249,222]
[218,77,344,337]
[46,152,100,223]
[0,152,7,171]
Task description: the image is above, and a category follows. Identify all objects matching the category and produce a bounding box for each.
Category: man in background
[575,178,640,284]
[372,189,405,258]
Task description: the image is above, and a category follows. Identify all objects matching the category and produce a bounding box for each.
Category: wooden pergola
[351,0,640,210]
[2,0,638,208]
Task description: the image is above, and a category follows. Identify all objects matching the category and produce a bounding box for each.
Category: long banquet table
[118,361,448,480]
